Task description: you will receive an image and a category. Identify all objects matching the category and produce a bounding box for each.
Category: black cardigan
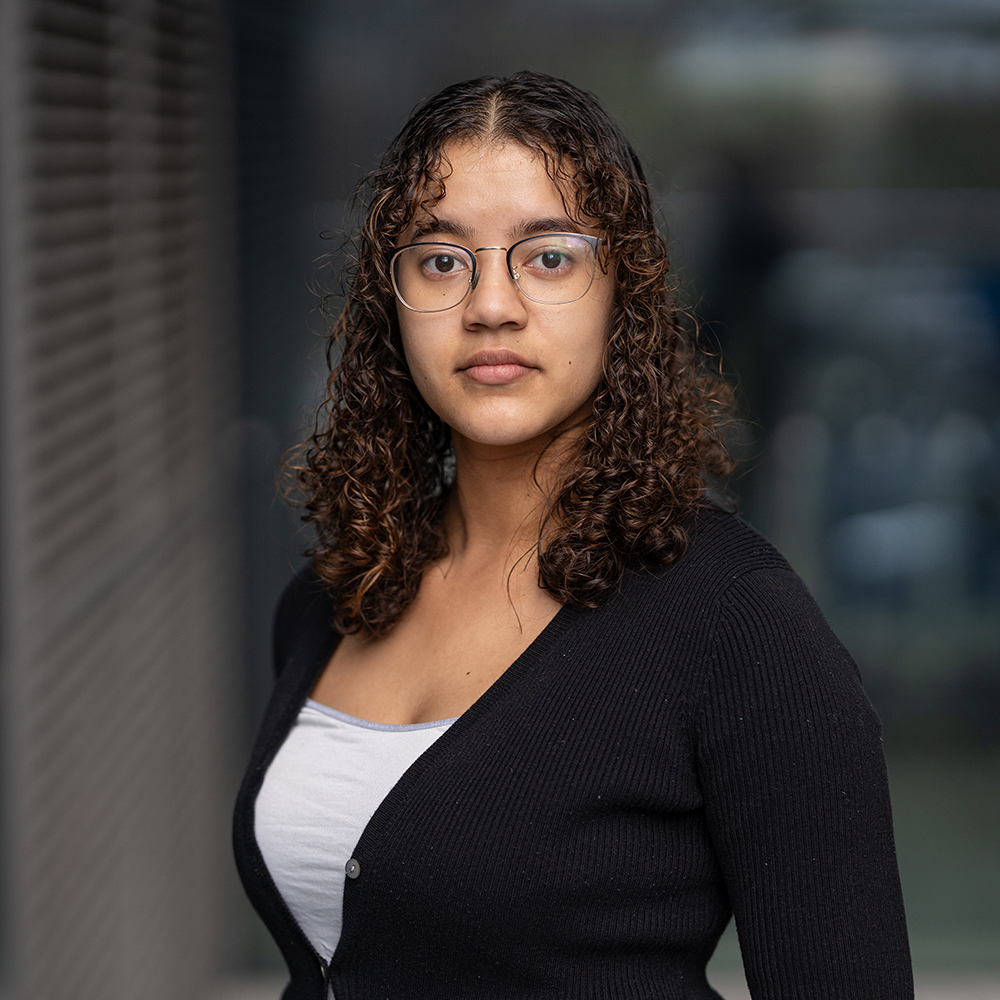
[233,507,913,999]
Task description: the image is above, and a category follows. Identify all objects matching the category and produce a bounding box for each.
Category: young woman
[234,72,913,1000]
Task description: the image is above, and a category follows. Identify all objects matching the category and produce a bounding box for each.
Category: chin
[441,394,597,451]
[454,413,587,452]
[457,426,542,448]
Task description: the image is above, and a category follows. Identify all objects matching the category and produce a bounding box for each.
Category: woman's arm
[696,566,913,999]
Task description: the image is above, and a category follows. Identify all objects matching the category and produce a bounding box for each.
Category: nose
[461,249,528,330]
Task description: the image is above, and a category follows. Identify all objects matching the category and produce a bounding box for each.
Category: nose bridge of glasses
[470,245,516,291]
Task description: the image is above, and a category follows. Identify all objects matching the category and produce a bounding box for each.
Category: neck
[443,432,579,565]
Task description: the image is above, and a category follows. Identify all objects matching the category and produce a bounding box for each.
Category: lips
[460,349,534,385]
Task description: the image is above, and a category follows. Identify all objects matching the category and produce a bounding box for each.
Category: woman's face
[395,140,615,456]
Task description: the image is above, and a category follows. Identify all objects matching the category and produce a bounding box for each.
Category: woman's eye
[422,253,466,276]
[527,247,573,273]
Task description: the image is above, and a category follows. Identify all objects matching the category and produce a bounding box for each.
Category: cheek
[577,344,607,403]
[397,314,429,378]
[398,319,449,414]
[574,295,614,380]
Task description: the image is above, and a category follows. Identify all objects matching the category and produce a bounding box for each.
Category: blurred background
[1,1,998,998]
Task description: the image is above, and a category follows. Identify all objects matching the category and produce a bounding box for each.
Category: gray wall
[0,1,241,997]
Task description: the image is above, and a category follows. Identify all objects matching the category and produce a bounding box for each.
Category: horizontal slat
[30,427,117,508]
[30,476,118,577]
[30,348,115,411]
[28,399,116,476]
[32,204,112,246]
[160,226,197,254]
[31,138,111,175]
[160,285,195,317]
[30,196,197,248]
[31,236,113,283]
[32,32,110,77]
[29,372,116,446]
[158,5,205,37]
[33,67,110,108]
[158,201,200,230]
[21,504,211,660]
[156,90,203,119]
[158,35,209,64]
[29,298,114,355]
[158,60,209,87]
[31,267,113,322]
[34,0,111,45]
[31,104,111,141]
[30,586,118,699]
[30,171,111,212]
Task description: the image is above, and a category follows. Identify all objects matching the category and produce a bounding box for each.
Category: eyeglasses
[389,232,601,313]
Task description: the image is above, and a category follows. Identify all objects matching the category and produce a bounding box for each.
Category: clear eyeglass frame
[388,232,602,313]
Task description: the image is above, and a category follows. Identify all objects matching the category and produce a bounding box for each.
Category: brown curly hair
[292,71,734,636]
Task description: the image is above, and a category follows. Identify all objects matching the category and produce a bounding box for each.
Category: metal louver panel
[0,2,239,998]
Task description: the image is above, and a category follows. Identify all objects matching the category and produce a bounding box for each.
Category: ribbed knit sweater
[233,507,913,1000]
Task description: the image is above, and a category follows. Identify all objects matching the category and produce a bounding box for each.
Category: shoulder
[632,503,805,614]
[632,504,864,707]
[688,508,857,672]
[272,563,336,678]
[670,509,875,759]
[679,516,888,846]
[681,502,793,582]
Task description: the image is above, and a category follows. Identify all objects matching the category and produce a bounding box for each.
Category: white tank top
[254,699,456,964]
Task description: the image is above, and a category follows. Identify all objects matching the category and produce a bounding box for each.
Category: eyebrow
[509,216,582,240]
[410,218,476,242]
[409,215,584,244]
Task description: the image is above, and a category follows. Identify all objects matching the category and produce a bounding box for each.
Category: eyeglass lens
[391,234,597,312]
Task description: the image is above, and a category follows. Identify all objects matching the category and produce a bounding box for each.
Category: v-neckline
[327,596,585,963]
[312,594,567,729]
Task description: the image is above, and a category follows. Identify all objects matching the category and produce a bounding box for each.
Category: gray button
[345,858,361,879]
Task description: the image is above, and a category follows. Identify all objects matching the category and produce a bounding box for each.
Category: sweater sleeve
[695,566,913,999]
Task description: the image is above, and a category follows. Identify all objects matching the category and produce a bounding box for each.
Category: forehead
[404,140,583,238]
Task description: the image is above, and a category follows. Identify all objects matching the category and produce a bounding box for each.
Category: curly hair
[292,71,734,636]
